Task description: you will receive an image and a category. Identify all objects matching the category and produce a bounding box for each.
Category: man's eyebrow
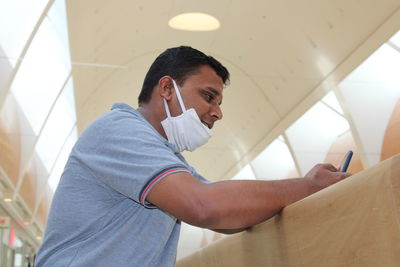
[206,87,221,97]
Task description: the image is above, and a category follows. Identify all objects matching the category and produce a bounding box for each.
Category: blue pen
[340,150,353,172]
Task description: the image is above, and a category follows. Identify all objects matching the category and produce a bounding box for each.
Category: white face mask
[161,79,213,152]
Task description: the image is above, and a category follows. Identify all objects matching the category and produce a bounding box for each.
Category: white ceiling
[66,0,400,181]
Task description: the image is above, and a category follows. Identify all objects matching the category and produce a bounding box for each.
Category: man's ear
[158,76,174,101]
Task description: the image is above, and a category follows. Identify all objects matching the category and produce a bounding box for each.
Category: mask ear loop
[172,79,187,113]
[163,99,172,118]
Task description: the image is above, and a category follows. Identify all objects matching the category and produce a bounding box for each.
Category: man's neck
[137,105,168,139]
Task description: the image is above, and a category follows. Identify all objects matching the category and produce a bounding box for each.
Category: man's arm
[146,163,350,230]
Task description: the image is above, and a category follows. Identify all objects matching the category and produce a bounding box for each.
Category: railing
[178,154,400,267]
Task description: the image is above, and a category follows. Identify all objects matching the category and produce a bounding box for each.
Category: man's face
[170,65,224,129]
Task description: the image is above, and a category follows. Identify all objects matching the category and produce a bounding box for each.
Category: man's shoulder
[88,103,149,133]
[77,103,168,148]
[109,102,141,122]
[110,102,138,115]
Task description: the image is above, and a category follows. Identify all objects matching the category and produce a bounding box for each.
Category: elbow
[184,197,218,228]
[197,206,217,228]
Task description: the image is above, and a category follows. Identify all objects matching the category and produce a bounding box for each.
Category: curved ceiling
[67,0,400,181]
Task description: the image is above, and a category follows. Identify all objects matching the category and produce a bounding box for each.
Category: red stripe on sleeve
[140,168,190,205]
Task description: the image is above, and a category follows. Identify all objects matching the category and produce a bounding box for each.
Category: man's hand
[304,163,351,194]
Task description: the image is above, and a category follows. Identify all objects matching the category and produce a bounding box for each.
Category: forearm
[200,178,316,229]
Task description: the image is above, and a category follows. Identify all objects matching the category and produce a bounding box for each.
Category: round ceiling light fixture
[168,12,220,31]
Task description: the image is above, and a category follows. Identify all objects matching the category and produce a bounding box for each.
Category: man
[35,46,350,266]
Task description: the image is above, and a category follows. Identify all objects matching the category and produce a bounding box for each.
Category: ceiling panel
[66,0,400,181]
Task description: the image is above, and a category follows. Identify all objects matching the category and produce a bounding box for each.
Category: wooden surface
[177,154,400,267]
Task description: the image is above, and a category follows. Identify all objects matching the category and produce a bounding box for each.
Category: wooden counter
[178,154,400,267]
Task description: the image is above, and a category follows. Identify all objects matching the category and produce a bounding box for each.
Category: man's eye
[204,93,213,102]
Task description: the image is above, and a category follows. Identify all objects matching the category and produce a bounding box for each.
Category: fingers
[340,172,352,179]
[317,163,353,175]
[319,163,338,172]
[332,171,352,184]
[305,163,350,180]
[326,165,352,180]
[312,163,337,173]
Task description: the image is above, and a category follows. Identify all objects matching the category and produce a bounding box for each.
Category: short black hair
[138,46,230,104]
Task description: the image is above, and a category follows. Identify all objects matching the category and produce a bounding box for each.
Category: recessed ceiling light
[168,12,220,31]
[4,198,13,202]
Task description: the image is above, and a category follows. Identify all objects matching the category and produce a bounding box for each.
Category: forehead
[182,65,224,93]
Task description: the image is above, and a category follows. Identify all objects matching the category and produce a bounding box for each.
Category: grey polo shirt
[35,103,209,267]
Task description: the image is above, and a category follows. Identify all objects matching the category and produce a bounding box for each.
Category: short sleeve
[71,109,191,208]
[178,158,211,184]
